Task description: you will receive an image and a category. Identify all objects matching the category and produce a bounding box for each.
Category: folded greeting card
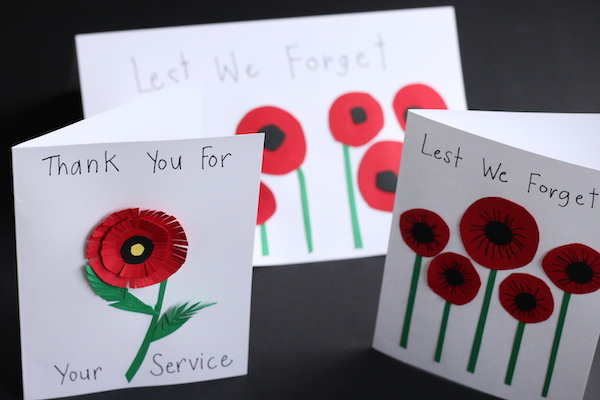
[75,6,467,266]
[373,109,600,399]
[12,83,264,400]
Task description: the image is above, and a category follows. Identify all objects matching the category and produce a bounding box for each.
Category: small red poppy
[236,106,306,175]
[542,243,600,294]
[427,252,481,305]
[257,181,276,225]
[357,141,403,212]
[329,92,384,147]
[400,208,450,257]
[499,273,554,324]
[392,83,448,131]
[460,197,539,270]
[87,208,188,288]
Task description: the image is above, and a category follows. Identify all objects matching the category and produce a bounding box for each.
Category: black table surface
[2,1,600,399]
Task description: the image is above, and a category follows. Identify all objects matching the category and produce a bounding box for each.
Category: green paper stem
[400,253,422,348]
[505,321,526,385]
[125,279,168,382]
[467,269,497,373]
[435,301,452,363]
[297,167,313,253]
[260,223,269,256]
[542,291,571,397]
[342,144,363,249]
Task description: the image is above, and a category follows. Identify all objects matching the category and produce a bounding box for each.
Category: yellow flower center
[130,243,145,257]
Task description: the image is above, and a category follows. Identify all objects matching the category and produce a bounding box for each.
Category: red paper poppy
[329,92,384,147]
[542,243,600,294]
[87,208,188,288]
[257,181,276,225]
[400,208,450,257]
[460,197,539,270]
[393,83,448,131]
[236,106,307,175]
[428,252,481,305]
[499,273,554,324]
[357,141,403,212]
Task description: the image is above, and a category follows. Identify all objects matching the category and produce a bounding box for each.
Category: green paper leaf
[85,265,156,316]
[151,301,216,342]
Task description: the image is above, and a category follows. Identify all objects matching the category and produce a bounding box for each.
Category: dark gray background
[2,1,600,399]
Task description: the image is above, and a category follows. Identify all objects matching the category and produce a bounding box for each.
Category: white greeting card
[373,109,600,399]
[12,84,264,399]
[75,6,467,266]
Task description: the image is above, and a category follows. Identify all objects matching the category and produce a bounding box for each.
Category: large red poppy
[460,197,539,270]
[329,92,384,147]
[357,141,403,212]
[499,273,554,324]
[236,106,306,175]
[392,83,447,131]
[428,252,481,305]
[400,208,450,258]
[257,181,276,226]
[87,208,188,288]
[542,243,600,294]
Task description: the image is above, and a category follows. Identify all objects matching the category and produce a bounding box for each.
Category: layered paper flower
[398,208,450,348]
[87,208,188,288]
[392,83,447,131]
[499,273,554,386]
[427,252,481,362]
[257,182,277,256]
[358,141,403,213]
[541,243,600,397]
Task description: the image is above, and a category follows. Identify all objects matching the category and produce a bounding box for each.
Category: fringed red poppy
[329,92,384,147]
[542,243,600,294]
[460,197,539,270]
[236,106,307,175]
[428,252,481,305]
[400,208,450,258]
[87,208,188,288]
[392,83,447,131]
[357,141,403,212]
[499,273,554,324]
[257,182,276,226]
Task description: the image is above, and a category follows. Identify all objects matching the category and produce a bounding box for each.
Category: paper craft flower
[427,252,480,362]
[87,208,188,288]
[540,243,600,397]
[257,182,277,256]
[357,141,403,212]
[460,197,539,270]
[328,92,384,249]
[400,208,450,258]
[499,273,554,386]
[329,92,384,146]
[392,83,447,131]
[237,106,313,253]
[428,252,481,306]
[398,208,449,349]
[85,208,215,382]
[460,197,540,373]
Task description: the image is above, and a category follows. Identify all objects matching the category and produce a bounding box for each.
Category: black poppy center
[350,107,367,125]
[566,261,594,284]
[376,170,397,193]
[261,124,286,151]
[484,221,513,246]
[514,292,537,312]
[444,268,465,287]
[411,222,435,244]
[121,235,154,264]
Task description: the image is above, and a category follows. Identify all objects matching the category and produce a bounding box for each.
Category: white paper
[75,7,467,266]
[12,86,264,399]
[373,109,600,400]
